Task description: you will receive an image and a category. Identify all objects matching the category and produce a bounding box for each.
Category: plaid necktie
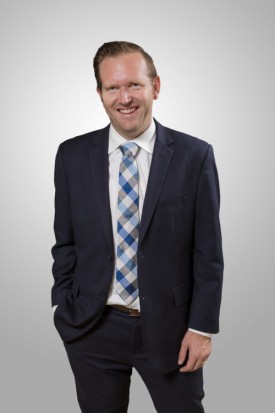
[115,142,140,304]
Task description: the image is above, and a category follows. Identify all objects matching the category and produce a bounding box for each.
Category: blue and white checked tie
[116,142,140,304]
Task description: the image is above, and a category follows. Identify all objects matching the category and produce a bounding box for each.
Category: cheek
[103,100,115,112]
[102,93,116,107]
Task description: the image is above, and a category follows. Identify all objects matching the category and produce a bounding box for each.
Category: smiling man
[51,41,223,412]
[97,51,160,139]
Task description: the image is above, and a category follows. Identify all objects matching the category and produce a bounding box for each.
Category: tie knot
[120,142,139,158]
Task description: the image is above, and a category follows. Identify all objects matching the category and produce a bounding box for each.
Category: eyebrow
[103,80,143,88]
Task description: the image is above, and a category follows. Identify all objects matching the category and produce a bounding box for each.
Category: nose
[119,87,132,104]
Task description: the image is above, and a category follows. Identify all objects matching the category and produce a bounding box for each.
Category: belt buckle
[128,308,140,317]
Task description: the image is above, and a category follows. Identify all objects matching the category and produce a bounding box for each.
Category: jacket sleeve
[51,144,76,306]
[188,144,224,333]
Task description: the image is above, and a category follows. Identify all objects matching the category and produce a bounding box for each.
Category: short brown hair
[93,41,158,89]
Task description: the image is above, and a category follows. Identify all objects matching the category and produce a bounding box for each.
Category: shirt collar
[108,120,156,155]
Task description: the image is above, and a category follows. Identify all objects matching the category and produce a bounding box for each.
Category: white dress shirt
[53,120,211,338]
[106,121,156,309]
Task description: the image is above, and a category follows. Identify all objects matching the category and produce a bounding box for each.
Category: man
[51,41,223,412]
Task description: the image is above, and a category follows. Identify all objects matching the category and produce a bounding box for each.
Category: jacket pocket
[173,282,192,307]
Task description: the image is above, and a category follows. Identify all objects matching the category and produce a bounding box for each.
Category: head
[94,41,158,90]
[93,41,160,140]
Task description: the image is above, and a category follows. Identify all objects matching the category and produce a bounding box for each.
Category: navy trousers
[64,307,205,413]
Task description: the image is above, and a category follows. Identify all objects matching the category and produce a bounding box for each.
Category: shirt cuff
[52,305,58,313]
[188,328,212,338]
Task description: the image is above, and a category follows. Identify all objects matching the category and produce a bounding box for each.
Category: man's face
[97,52,160,140]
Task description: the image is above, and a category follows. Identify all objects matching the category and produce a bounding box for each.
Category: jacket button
[99,292,107,300]
[108,254,113,262]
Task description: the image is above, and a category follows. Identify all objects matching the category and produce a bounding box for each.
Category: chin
[119,125,138,135]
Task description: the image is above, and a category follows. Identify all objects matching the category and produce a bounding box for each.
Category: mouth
[117,107,138,115]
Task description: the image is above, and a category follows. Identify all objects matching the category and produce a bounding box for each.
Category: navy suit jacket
[51,120,223,374]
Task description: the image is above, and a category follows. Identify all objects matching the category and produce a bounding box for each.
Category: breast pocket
[156,195,189,213]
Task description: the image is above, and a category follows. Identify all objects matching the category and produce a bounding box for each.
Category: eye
[107,86,117,92]
[131,83,141,89]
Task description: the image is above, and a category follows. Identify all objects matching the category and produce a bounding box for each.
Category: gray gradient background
[1,0,274,411]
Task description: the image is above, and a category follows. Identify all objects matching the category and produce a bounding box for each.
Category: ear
[96,87,103,102]
[152,76,161,100]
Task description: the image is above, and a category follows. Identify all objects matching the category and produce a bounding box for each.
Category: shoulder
[155,120,211,159]
[58,125,109,154]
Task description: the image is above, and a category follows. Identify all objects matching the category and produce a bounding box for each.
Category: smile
[117,107,138,114]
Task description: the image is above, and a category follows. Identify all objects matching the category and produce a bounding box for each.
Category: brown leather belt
[109,304,141,317]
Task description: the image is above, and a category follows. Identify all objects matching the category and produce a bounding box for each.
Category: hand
[178,330,212,372]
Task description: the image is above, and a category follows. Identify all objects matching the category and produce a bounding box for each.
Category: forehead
[99,52,150,84]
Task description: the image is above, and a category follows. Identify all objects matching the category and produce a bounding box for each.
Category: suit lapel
[139,121,174,246]
[89,125,114,250]
[88,121,174,250]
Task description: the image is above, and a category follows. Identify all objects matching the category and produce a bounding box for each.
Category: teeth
[119,108,136,114]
